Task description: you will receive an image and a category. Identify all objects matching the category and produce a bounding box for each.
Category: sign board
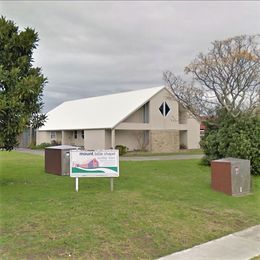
[70,150,119,178]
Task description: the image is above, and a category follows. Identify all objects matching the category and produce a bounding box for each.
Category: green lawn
[0,152,259,259]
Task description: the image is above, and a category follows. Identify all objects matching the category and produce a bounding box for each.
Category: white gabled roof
[39,86,165,131]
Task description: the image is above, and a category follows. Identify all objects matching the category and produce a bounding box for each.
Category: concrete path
[159,225,260,260]
[120,154,203,161]
[15,147,44,156]
[15,148,203,161]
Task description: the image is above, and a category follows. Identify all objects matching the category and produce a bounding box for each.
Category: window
[165,102,170,116]
[74,130,77,139]
[50,131,56,139]
[159,103,164,115]
[81,130,84,139]
[159,101,171,117]
[143,102,149,123]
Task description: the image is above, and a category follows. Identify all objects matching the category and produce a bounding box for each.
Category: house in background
[36,86,200,152]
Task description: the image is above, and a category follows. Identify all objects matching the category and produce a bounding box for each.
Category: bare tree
[133,131,148,151]
[164,35,260,118]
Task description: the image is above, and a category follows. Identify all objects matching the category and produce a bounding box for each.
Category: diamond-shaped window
[159,102,171,117]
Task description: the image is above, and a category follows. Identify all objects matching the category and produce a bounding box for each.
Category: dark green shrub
[180,144,187,149]
[115,145,128,156]
[51,140,61,146]
[29,140,61,150]
[34,143,52,149]
[28,143,36,149]
[201,111,260,175]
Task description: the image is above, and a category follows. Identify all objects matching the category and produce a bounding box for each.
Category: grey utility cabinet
[45,145,80,176]
[211,157,251,196]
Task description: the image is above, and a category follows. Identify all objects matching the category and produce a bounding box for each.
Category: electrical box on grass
[211,157,251,196]
[45,145,81,176]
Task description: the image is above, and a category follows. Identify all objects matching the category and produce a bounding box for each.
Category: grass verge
[0,151,259,259]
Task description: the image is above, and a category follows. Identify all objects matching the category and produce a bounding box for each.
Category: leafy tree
[201,110,260,175]
[0,16,47,150]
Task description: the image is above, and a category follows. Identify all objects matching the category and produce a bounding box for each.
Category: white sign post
[75,177,79,192]
[70,150,119,192]
[110,178,114,192]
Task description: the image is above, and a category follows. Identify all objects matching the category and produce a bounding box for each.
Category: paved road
[15,148,203,161]
[159,225,260,260]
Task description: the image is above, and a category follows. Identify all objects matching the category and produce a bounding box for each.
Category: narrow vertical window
[74,130,77,139]
[143,102,149,123]
[50,131,56,139]
[81,130,84,139]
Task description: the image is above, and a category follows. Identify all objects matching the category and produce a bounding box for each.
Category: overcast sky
[1,1,260,112]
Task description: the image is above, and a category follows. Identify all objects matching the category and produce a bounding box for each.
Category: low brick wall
[149,130,179,152]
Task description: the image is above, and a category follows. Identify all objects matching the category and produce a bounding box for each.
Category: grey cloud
[1,1,260,112]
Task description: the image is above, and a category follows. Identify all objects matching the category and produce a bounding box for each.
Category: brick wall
[150,130,179,152]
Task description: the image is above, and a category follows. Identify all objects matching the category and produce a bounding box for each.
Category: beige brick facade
[149,130,180,152]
